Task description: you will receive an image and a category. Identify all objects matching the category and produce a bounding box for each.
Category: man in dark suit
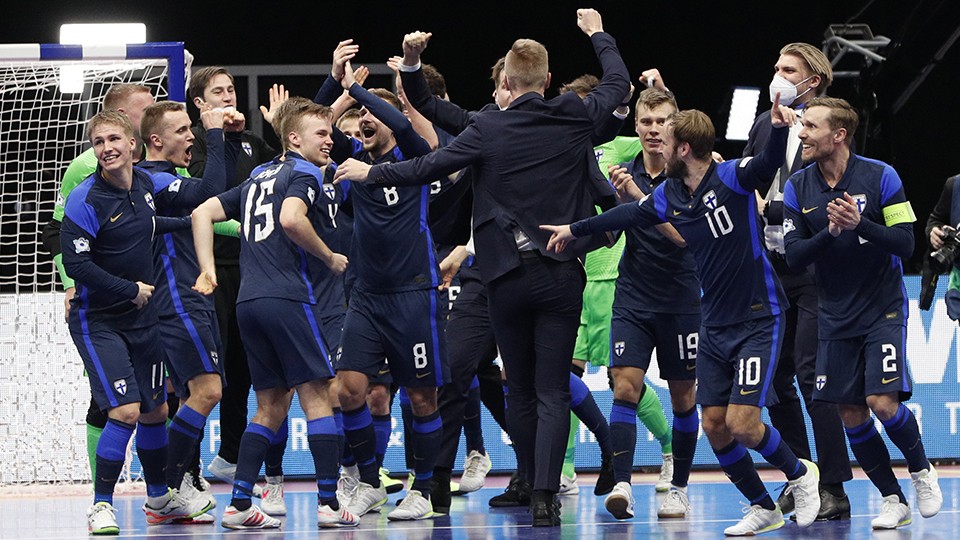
[743,42,852,520]
[334,8,629,526]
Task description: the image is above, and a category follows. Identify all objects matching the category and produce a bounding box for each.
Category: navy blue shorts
[237,298,335,391]
[339,288,448,388]
[814,324,912,404]
[609,306,699,380]
[71,325,166,413]
[160,310,225,397]
[696,314,784,407]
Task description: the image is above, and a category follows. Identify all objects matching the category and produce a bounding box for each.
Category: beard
[665,155,687,179]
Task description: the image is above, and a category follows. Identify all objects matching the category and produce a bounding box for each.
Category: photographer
[924,172,960,318]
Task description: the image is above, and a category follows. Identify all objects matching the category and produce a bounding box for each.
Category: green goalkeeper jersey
[584,136,642,281]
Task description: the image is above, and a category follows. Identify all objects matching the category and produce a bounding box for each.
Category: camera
[920,225,960,310]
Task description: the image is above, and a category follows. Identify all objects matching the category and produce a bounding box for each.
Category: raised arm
[577,9,630,127]
[398,31,475,135]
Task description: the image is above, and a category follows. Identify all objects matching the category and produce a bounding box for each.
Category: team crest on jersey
[144,192,155,210]
[595,148,604,162]
[241,142,253,157]
[816,375,827,391]
[210,351,219,365]
[167,179,182,193]
[113,379,128,396]
[702,190,718,210]
[307,186,316,204]
[783,218,795,234]
[851,194,867,214]
[73,237,91,254]
[323,184,337,200]
[56,193,64,206]
[614,341,626,357]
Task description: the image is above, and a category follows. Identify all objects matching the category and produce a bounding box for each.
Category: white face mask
[769,74,814,106]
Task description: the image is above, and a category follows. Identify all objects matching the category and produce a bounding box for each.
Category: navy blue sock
[609,399,637,484]
[571,373,612,455]
[94,419,135,505]
[882,404,930,473]
[672,407,699,488]
[411,410,442,498]
[846,419,906,503]
[308,416,341,510]
[399,391,415,471]
[136,421,169,499]
[752,424,805,480]
[166,405,205,488]
[464,377,486,454]
[343,405,379,487]
[335,407,355,467]
[230,422,274,511]
[264,417,288,477]
[372,413,391,469]
[715,440,774,510]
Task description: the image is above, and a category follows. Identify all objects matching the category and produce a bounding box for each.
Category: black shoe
[489,474,531,507]
[595,453,616,496]
[530,490,561,527]
[430,474,452,515]
[816,489,851,521]
[777,486,795,515]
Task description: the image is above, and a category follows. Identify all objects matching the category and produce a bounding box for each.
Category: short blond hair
[275,97,332,151]
[807,96,859,142]
[505,39,548,91]
[780,42,833,96]
[667,110,715,159]
[86,110,134,141]
[636,88,678,112]
[140,101,185,142]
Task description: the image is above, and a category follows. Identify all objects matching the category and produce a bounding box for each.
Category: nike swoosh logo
[739,389,759,396]
[686,364,696,371]
[673,210,682,216]
[613,450,629,457]
[110,212,123,222]
[882,377,900,385]
[802,206,818,214]
[415,372,432,379]
[377,369,390,375]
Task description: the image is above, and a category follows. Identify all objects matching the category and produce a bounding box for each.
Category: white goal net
[0,43,184,491]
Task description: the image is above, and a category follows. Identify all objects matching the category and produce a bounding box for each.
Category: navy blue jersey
[311,163,352,315]
[614,154,700,314]
[571,127,791,327]
[219,152,333,305]
[61,166,215,330]
[319,80,440,294]
[140,129,230,316]
[782,155,914,339]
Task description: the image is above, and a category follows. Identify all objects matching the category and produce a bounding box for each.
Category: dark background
[7,0,960,270]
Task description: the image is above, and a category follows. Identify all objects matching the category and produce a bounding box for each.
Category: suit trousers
[487,253,585,492]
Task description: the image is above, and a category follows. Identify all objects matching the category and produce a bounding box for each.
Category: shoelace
[914,473,936,499]
[464,455,484,476]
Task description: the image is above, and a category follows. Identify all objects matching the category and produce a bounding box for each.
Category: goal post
[0,42,184,489]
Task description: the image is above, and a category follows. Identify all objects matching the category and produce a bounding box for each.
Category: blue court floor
[3,467,958,539]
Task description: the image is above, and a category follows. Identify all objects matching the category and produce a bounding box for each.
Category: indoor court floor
[3,467,958,539]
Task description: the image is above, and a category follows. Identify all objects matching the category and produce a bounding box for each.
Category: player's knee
[701,413,726,438]
[865,394,899,422]
[338,382,366,410]
[406,388,438,415]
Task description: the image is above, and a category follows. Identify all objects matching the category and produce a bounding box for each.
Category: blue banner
[132,275,960,478]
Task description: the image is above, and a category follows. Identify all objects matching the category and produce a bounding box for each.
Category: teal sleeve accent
[213,220,241,238]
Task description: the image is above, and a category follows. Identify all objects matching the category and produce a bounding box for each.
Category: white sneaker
[911,465,943,518]
[459,450,492,493]
[604,481,635,520]
[558,472,580,495]
[261,476,286,516]
[180,472,216,510]
[346,481,388,517]
[221,504,281,529]
[784,459,820,527]
[871,494,912,529]
[87,502,119,535]
[658,486,690,519]
[142,488,213,524]
[207,456,262,497]
[318,503,360,528]
[723,504,784,536]
[337,473,360,509]
[174,512,215,524]
[388,489,435,520]
[656,453,674,493]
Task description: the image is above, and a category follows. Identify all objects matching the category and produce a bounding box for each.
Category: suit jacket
[371,32,629,283]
